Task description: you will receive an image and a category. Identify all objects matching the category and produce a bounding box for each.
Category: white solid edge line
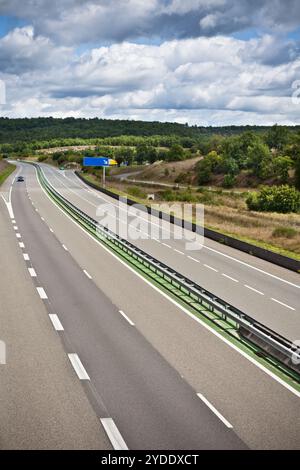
[35,165,300,398]
[68,353,90,380]
[100,418,129,450]
[28,267,37,277]
[271,298,295,311]
[72,169,300,290]
[119,310,135,326]
[222,273,239,283]
[244,284,264,295]
[23,253,30,261]
[197,393,233,428]
[37,287,47,299]
[49,314,64,331]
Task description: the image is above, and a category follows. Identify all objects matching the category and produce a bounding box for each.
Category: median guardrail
[75,171,300,273]
[35,163,300,383]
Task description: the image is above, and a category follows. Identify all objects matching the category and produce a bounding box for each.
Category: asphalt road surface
[2,161,300,449]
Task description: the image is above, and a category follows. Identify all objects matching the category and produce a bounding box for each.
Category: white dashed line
[62,244,68,251]
[197,393,233,428]
[119,310,135,326]
[49,314,64,331]
[19,242,25,248]
[271,298,295,311]
[13,226,18,230]
[28,268,37,277]
[187,255,200,263]
[204,264,218,272]
[161,242,171,248]
[41,217,45,221]
[222,273,239,283]
[12,219,16,224]
[16,233,21,238]
[23,253,30,261]
[174,249,184,255]
[83,269,92,279]
[49,228,54,233]
[100,418,128,450]
[37,287,48,299]
[244,284,264,295]
[68,353,90,380]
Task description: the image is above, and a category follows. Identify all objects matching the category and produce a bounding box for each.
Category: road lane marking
[12,219,16,224]
[204,264,218,272]
[174,249,184,255]
[19,242,25,248]
[16,233,21,238]
[271,298,295,311]
[119,310,135,326]
[187,255,200,263]
[28,268,37,277]
[13,226,18,230]
[203,245,300,290]
[244,284,264,295]
[49,314,64,331]
[71,171,300,290]
[83,269,92,279]
[23,253,30,261]
[49,228,54,233]
[161,242,171,248]
[68,353,90,380]
[37,287,48,299]
[222,273,239,283]
[62,244,68,251]
[197,393,233,428]
[41,216,45,221]
[100,418,128,450]
[37,166,300,398]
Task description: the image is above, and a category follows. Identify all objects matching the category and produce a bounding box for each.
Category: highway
[1,161,300,449]
[41,163,299,340]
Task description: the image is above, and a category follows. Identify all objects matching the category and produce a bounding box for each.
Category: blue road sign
[83,157,110,167]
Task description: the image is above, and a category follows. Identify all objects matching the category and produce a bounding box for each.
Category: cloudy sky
[0,0,299,125]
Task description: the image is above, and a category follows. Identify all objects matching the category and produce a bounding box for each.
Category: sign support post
[103,166,106,188]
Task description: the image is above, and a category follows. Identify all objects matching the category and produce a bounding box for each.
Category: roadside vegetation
[1,118,300,258]
[0,157,16,186]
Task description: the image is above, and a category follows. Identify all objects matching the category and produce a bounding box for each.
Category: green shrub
[127,186,147,199]
[222,174,236,188]
[246,185,300,213]
[272,226,298,238]
[38,155,48,162]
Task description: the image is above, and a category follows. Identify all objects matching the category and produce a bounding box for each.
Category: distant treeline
[0,117,300,146]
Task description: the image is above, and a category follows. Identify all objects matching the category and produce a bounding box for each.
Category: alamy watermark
[95,198,204,251]
[0,340,6,365]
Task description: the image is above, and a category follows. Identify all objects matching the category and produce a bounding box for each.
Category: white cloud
[0,26,299,125]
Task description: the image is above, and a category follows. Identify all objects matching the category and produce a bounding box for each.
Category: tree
[265,124,289,150]
[295,156,300,190]
[246,185,300,213]
[167,144,185,162]
[273,156,293,183]
[247,142,272,178]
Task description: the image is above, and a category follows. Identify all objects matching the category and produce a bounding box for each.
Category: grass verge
[0,162,16,187]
